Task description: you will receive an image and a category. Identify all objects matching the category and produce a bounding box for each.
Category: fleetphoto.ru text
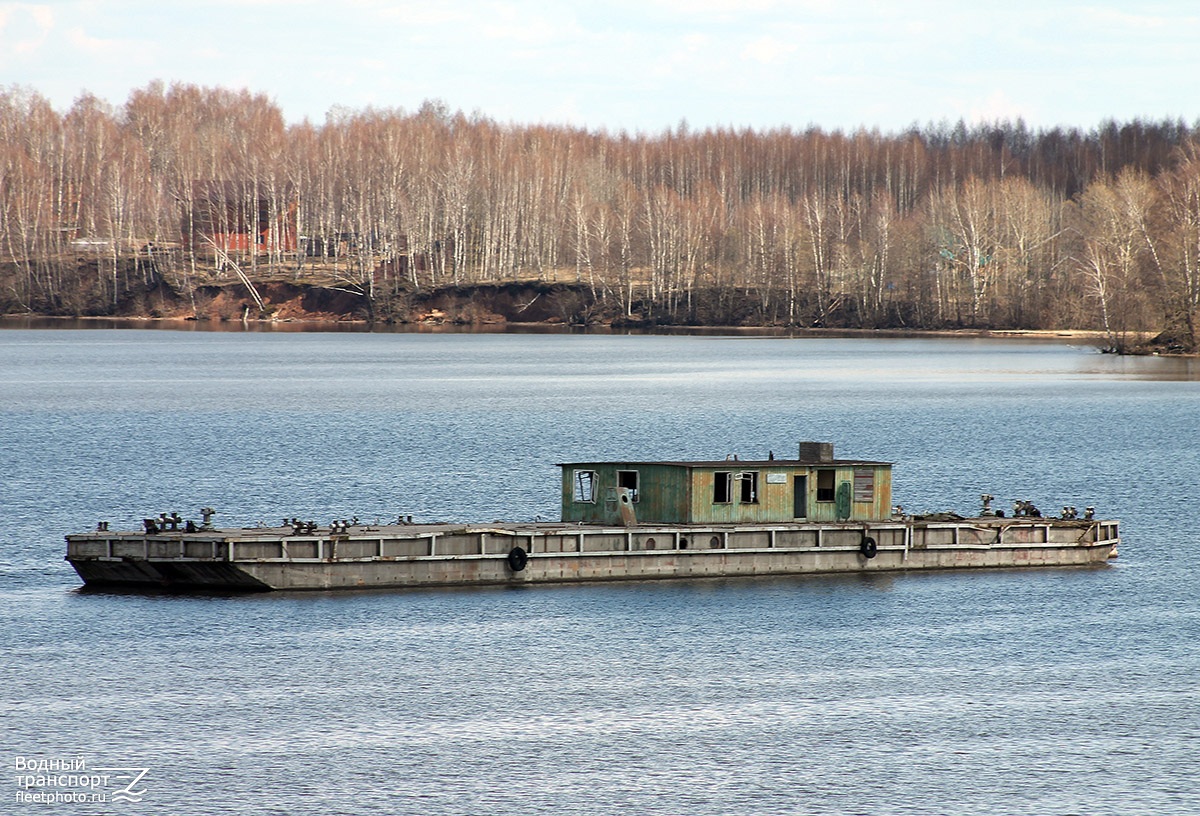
[12,756,150,805]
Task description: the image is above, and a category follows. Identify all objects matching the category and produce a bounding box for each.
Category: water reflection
[1076,354,1200,381]
[4,316,1196,382]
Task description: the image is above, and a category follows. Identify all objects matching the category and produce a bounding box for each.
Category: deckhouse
[559,442,893,526]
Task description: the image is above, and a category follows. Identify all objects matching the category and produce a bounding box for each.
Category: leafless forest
[2,82,1199,350]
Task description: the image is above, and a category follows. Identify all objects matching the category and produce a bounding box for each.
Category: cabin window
[573,470,597,503]
[713,471,732,503]
[617,469,639,502]
[853,469,875,503]
[817,469,836,502]
[738,471,759,504]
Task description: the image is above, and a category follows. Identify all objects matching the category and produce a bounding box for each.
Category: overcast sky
[2,0,1197,133]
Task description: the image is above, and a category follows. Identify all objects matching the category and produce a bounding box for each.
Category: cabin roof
[558,459,892,468]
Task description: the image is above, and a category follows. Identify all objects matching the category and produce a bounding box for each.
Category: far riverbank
[0,313,1139,345]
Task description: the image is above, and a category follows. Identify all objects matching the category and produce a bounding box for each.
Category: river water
[1,328,1198,815]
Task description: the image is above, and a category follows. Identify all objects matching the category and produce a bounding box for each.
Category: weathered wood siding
[560,463,691,524]
[802,465,893,523]
[562,462,892,524]
[688,465,891,524]
[689,467,795,524]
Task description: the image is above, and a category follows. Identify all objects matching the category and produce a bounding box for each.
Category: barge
[65,443,1119,592]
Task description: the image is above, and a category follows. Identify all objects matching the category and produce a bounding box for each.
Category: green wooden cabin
[559,442,893,525]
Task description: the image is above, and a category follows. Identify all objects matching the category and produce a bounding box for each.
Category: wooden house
[183,181,297,254]
[560,442,893,525]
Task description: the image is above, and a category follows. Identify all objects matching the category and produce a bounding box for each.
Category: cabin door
[793,475,808,519]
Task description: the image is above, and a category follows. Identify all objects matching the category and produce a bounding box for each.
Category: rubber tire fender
[860,536,878,559]
[507,546,529,572]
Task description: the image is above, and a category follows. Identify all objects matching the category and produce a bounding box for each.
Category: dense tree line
[2,81,1198,350]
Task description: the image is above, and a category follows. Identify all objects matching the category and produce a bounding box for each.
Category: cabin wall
[801,465,892,523]
[561,464,690,524]
[688,467,795,524]
[689,465,892,524]
[562,462,892,524]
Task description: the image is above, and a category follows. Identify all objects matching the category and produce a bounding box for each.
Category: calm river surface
[2,329,1198,815]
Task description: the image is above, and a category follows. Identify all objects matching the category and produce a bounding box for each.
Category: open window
[573,470,597,503]
[713,471,732,504]
[617,469,639,502]
[737,471,759,504]
[817,469,836,502]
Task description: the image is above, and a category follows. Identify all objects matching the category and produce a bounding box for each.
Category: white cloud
[741,34,798,65]
[0,3,55,56]
[966,90,1034,125]
[1081,6,1183,29]
[66,25,123,56]
[365,1,470,27]
[481,8,577,46]
[644,0,816,14]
